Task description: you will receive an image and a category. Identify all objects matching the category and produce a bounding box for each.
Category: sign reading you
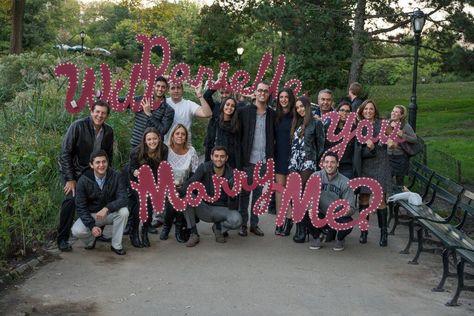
[55,34,405,231]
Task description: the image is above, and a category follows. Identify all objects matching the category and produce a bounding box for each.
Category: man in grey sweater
[309,151,356,251]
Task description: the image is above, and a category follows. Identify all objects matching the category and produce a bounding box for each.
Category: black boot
[175,224,187,243]
[293,222,307,243]
[377,208,388,247]
[275,225,284,236]
[175,213,189,243]
[141,223,151,247]
[282,218,293,236]
[160,225,170,240]
[129,219,143,248]
[359,204,369,244]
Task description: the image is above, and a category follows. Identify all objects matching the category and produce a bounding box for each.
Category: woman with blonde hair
[387,105,417,186]
[161,124,199,242]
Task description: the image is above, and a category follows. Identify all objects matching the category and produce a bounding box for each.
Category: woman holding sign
[288,96,326,243]
[355,100,392,247]
[129,127,168,247]
[161,124,199,243]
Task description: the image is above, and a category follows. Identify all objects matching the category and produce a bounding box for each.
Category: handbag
[400,136,423,157]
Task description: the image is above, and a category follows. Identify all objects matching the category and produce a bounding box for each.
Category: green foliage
[369,81,474,183]
[0,52,57,104]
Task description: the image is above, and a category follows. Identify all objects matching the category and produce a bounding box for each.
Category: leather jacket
[59,116,114,181]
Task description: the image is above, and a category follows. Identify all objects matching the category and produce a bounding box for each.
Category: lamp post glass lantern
[80,31,86,52]
[237,47,244,66]
[408,8,425,132]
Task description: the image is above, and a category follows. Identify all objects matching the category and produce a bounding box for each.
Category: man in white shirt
[164,82,212,144]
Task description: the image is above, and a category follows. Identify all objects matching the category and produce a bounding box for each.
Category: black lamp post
[408,8,425,132]
[80,31,86,52]
[237,47,244,67]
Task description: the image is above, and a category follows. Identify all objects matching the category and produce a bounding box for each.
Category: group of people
[56,76,417,255]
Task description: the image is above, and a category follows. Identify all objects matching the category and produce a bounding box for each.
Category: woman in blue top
[274,88,295,236]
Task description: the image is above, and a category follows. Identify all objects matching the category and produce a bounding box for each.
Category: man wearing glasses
[236,82,276,237]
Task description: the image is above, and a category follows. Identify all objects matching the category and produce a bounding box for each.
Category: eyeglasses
[256,89,269,94]
[338,109,351,113]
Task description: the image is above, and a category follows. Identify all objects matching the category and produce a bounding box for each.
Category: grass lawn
[369,81,474,184]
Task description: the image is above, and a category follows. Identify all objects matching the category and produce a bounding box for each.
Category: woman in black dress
[203,97,239,168]
[274,88,295,236]
[129,127,168,247]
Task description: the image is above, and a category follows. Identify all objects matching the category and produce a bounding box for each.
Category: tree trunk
[10,0,25,54]
[348,0,366,86]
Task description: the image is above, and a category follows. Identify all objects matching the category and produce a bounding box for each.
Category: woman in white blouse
[160,124,199,242]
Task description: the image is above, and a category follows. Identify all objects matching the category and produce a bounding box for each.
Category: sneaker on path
[309,236,322,250]
[333,239,345,251]
[186,233,200,247]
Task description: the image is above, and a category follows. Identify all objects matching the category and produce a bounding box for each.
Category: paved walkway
[0,214,473,315]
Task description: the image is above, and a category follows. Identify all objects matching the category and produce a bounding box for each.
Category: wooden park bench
[430,190,474,306]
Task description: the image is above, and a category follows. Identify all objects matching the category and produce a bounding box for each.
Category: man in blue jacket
[71,150,129,255]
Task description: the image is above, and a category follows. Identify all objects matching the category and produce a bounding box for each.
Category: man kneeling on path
[309,151,356,251]
[181,146,242,247]
[71,150,129,255]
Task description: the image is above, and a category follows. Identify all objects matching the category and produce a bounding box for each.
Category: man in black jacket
[57,100,114,251]
[237,81,276,237]
[181,146,242,247]
[71,150,129,255]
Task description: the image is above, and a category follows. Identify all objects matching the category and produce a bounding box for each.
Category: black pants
[57,192,75,243]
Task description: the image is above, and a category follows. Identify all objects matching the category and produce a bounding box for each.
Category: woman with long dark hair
[355,100,392,247]
[160,124,199,242]
[288,96,325,243]
[324,100,358,179]
[204,97,239,168]
[129,127,168,247]
[387,105,417,186]
[274,88,295,236]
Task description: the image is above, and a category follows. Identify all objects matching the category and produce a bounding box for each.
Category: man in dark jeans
[71,150,129,255]
[57,100,114,251]
[181,146,242,247]
[237,81,276,237]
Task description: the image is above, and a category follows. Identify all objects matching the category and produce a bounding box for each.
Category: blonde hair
[393,105,408,124]
[169,124,189,149]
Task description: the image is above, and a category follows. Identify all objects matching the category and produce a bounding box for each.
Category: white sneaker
[333,240,345,251]
[309,236,322,250]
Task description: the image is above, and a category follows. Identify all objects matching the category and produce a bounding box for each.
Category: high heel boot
[359,204,369,244]
[141,223,151,247]
[129,218,143,248]
[377,208,388,247]
[282,218,293,236]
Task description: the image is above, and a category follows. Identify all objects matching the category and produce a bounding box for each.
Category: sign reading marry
[130,160,384,232]
[54,34,303,113]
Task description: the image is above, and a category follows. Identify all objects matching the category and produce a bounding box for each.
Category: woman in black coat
[129,127,168,247]
[288,96,325,243]
[204,97,239,168]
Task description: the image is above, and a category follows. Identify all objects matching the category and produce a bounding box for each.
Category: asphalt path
[0,214,473,315]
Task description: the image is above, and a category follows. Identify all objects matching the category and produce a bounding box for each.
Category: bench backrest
[457,190,474,231]
[426,173,465,221]
[408,161,435,197]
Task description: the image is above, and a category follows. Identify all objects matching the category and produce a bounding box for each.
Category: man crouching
[181,146,242,247]
[71,150,129,255]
